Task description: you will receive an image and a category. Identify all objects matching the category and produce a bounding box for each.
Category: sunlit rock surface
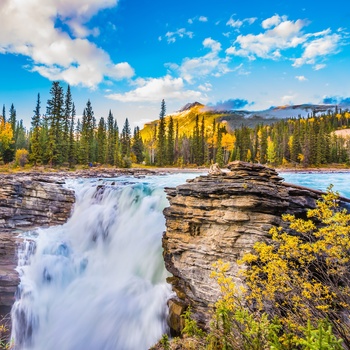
[163,161,327,333]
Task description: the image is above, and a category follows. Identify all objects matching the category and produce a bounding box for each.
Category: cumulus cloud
[292,34,341,67]
[226,15,307,60]
[174,38,230,83]
[226,14,345,67]
[295,75,307,81]
[322,96,350,105]
[164,28,194,43]
[105,75,202,102]
[0,0,134,88]
[207,98,251,111]
[262,14,286,29]
[199,16,208,22]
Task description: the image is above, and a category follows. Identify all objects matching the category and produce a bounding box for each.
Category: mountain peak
[177,102,204,113]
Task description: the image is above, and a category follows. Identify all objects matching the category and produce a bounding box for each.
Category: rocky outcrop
[162,161,347,333]
[0,174,75,316]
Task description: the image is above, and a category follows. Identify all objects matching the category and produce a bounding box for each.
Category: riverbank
[1,164,350,176]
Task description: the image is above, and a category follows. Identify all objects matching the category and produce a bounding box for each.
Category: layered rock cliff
[162,161,342,333]
[0,174,75,316]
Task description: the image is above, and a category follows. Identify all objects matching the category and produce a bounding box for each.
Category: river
[10,171,350,349]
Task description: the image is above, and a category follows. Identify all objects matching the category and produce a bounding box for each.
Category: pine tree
[30,93,42,165]
[132,126,144,164]
[46,81,64,166]
[96,117,107,164]
[106,110,115,165]
[68,103,76,167]
[80,100,95,164]
[62,85,72,164]
[167,116,174,165]
[156,99,167,166]
[121,118,131,167]
[1,105,5,123]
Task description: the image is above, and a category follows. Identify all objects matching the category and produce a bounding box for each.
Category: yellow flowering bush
[240,185,350,347]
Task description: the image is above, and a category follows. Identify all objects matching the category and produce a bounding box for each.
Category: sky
[0,0,349,129]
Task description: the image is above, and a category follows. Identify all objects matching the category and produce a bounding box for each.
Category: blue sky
[0,0,349,128]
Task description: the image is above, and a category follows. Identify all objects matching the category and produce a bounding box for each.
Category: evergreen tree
[80,100,95,164]
[46,81,64,166]
[9,104,16,136]
[114,121,121,167]
[156,99,167,166]
[62,85,72,164]
[68,103,76,167]
[132,126,144,164]
[1,105,5,123]
[106,110,115,165]
[30,93,42,165]
[167,116,174,165]
[96,117,107,164]
[121,118,131,167]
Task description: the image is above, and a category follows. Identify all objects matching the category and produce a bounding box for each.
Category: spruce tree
[30,93,42,165]
[121,118,131,167]
[46,81,64,166]
[156,99,167,166]
[132,126,144,164]
[97,117,107,164]
[1,105,5,123]
[106,110,115,165]
[62,85,72,164]
[68,103,76,167]
[167,116,174,165]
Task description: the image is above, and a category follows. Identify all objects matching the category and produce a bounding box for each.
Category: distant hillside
[140,102,350,140]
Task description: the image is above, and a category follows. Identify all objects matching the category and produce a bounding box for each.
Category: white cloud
[292,34,340,67]
[198,82,212,91]
[262,14,286,29]
[313,63,326,70]
[176,38,230,83]
[226,16,307,59]
[281,94,296,105]
[0,0,134,88]
[227,18,243,28]
[226,16,257,29]
[295,75,307,81]
[105,75,202,102]
[165,28,194,43]
[226,14,345,67]
[188,16,208,24]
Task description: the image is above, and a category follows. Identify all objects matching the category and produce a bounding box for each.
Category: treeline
[0,82,143,168]
[145,105,350,168]
[1,80,350,168]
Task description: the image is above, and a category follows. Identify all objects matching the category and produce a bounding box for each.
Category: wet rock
[0,175,75,317]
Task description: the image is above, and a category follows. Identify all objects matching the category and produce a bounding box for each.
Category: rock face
[162,161,336,333]
[0,174,75,316]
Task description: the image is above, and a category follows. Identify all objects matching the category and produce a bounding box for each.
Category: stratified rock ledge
[162,161,332,333]
[0,174,75,316]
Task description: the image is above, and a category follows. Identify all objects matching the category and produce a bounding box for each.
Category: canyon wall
[162,161,335,333]
[0,174,75,316]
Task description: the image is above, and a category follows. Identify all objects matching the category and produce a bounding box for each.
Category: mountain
[140,102,350,140]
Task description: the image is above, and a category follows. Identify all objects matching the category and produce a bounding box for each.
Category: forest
[1,81,350,169]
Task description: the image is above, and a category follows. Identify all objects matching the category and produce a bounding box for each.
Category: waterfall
[10,175,189,350]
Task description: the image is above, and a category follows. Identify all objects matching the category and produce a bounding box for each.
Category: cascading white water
[11,174,197,350]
